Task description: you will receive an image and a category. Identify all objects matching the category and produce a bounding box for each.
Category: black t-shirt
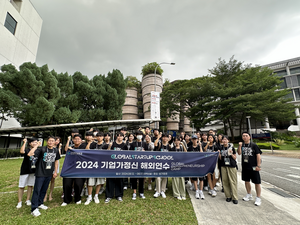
[80,142,97,149]
[241,142,262,170]
[205,143,218,152]
[187,141,193,148]
[129,141,148,151]
[170,145,184,152]
[201,141,208,150]
[111,142,128,150]
[34,147,61,177]
[188,145,200,152]
[220,144,237,168]
[95,141,106,150]
[20,148,35,175]
[155,143,171,152]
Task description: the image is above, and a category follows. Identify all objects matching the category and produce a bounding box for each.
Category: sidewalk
[187,172,300,225]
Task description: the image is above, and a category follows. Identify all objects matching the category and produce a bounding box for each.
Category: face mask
[137,135,143,140]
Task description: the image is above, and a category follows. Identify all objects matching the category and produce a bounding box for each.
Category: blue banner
[252,133,271,139]
[61,150,219,178]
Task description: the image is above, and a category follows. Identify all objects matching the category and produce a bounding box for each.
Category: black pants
[106,178,123,198]
[63,178,85,204]
[131,178,144,194]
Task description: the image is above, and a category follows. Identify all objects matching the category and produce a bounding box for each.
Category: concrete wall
[0,0,42,68]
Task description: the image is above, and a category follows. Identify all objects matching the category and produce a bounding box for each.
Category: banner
[151,91,160,120]
[61,150,219,178]
[252,133,271,139]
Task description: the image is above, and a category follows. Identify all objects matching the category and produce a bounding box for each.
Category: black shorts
[191,177,204,182]
[242,169,261,184]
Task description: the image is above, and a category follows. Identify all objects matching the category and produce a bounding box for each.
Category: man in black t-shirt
[64,128,79,153]
[16,138,38,209]
[29,136,60,217]
[238,132,262,206]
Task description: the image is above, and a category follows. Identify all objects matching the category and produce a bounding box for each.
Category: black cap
[85,131,94,136]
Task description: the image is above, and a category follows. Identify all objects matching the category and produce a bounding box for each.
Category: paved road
[237,154,300,197]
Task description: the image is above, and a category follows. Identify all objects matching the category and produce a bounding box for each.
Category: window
[290,67,300,75]
[4,12,17,35]
[285,91,294,101]
[294,89,300,101]
[279,78,287,89]
[274,70,287,77]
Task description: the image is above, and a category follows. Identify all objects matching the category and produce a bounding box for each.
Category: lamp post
[153,62,175,128]
[246,116,252,142]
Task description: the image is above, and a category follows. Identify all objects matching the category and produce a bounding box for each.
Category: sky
[30,0,300,82]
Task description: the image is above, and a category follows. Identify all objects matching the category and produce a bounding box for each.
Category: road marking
[273,168,292,173]
[260,171,300,185]
[287,174,300,179]
[260,159,299,167]
[290,167,300,171]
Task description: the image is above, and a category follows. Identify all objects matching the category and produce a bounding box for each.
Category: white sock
[94,194,98,197]
[88,195,92,198]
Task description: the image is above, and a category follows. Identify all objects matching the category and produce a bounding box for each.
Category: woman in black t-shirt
[219,135,238,204]
[203,134,218,197]
[16,138,38,209]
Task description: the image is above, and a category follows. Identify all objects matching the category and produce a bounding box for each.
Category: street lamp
[246,116,252,142]
[154,62,175,92]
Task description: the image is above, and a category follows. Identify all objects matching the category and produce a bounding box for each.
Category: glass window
[274,70,287,77]
[285,91,294,101]
[4,13,17,35]
[294,89,300,101]
[279,78,287,89]
[290,67,300,75]
[297,75,300,86]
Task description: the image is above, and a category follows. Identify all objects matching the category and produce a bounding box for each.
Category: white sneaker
[216,182,220,187]
[195,190,200,199]
[105,198,111,203]
[208,190,212,195]
[132,193,137,200]
[153,192,160,198]
[204,186,208,191]
[140,193,146,199]
[213,187,218,191]
[85,196,92,205]
[200,190,205,199]
[99,187,105,195]
[25,200,31,206]
[187,181,192,187]
[176,196,182,200]
[148,184,152,190]
[16,202,22,209]
[61,202,68,206]
[94,195,99,204]
[211,190,217,197]
[76,200,81,205]
[124,186,128,190]
[254,197,261,206]
[117,197,123,202]
[243,194,253,201]
[181,197,186,200]
[38,204,48,210]
[161,192,166,198]
[31,208,41,217]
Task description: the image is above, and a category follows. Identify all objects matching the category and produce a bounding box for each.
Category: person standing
[219,136,238,204]
[61,134,87,207]
[171,136,187,200]
[16,138,38,209]
[129,130,147,200]
[29,136,60,217]
[238,132,262,206]
[188,135,205,200]
[153,133,171,198]
[105,132,128,203]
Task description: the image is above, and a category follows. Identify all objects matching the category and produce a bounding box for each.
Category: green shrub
[256,142,280,150]
[273,139,285,146]
[295,141,300,148]
[141,62,164,76]
[0,149,22,158]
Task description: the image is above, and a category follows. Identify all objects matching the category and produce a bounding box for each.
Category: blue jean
[31,176,51,212]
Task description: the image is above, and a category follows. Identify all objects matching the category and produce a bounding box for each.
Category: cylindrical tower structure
[166,112,180,131]
[122,87,139,120]
[183,105,193,132]
[142,74,163,128]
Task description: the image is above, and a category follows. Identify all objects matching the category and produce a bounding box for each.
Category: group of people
[16,127,262,217]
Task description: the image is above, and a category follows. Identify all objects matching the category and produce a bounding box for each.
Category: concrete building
[0,0,42,148]
[262,57,300,131]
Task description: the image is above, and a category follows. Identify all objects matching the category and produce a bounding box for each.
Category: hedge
[256,143,280,150]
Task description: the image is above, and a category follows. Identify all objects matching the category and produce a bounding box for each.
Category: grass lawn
[0,157,197,225]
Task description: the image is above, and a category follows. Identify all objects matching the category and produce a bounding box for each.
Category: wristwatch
[257,166,261,168]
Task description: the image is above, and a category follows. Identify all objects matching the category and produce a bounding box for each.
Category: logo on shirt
[43,152,56,162]
[243,147,253,156]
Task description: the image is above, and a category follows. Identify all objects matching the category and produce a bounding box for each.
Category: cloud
[30,0,300,81]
